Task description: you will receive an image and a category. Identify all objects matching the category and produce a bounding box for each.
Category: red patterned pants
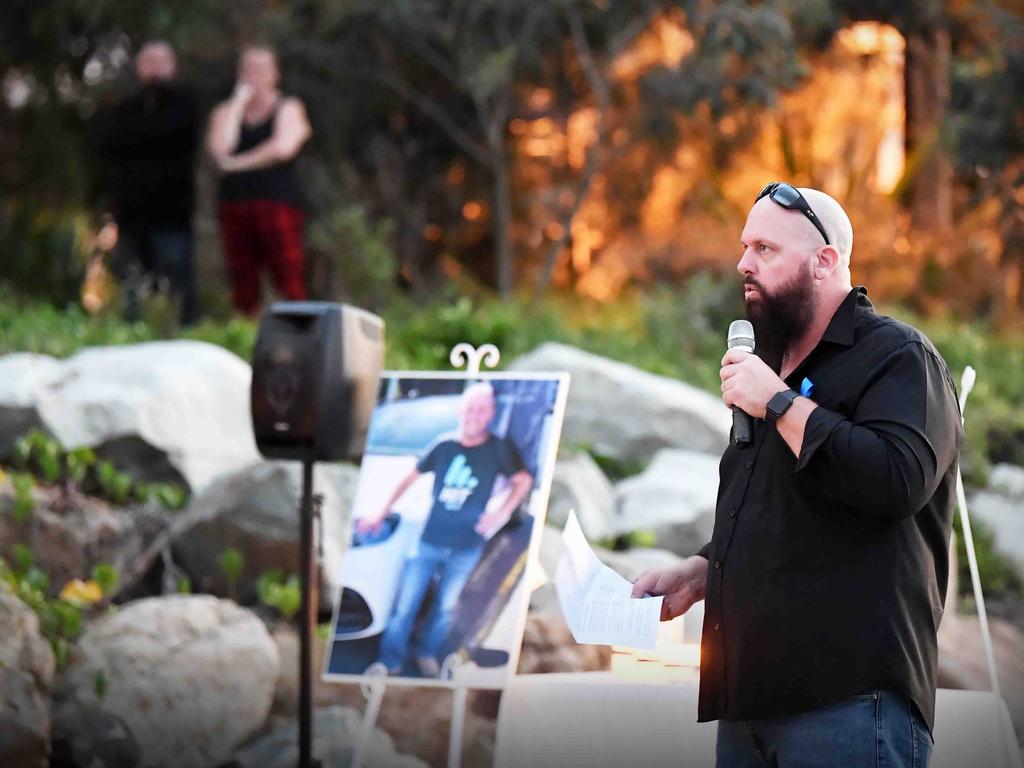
[218,199,307,314]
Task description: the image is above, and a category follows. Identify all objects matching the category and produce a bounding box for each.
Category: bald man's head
[797,188,853,268]
[136,41,177,84]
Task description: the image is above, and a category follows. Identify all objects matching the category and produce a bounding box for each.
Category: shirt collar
[820,286,868,347]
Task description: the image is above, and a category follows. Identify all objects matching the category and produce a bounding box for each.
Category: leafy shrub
[1,551,83,668]
[218,548,245,599]
[9,429,188,512]
[256,569,301,619]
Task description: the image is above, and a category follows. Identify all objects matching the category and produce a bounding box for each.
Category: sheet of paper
[554,510,663,649]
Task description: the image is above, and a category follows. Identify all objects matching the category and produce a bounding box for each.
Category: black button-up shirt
[697,286,963,732]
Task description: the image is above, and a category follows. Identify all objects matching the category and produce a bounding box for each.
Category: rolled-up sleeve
[793,341,962,518]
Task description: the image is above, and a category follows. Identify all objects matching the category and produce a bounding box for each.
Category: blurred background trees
[1,0,1021,316]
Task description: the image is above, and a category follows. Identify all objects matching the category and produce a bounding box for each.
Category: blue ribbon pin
[800,377,815,397]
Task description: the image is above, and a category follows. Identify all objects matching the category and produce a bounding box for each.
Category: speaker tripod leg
[298,452,321,768]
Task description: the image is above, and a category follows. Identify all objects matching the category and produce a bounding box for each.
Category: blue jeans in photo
[377,539,484,672]
[716,689,934,767]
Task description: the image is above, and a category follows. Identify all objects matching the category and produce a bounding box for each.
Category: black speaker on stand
[251,302,384,768]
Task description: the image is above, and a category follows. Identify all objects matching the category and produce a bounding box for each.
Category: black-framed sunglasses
[756,182,831,246]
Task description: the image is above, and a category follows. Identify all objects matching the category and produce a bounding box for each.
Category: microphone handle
[732,405,753,448]
[728,340,755,449]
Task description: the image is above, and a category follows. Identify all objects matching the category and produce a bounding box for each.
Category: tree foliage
[0,0,1021,312]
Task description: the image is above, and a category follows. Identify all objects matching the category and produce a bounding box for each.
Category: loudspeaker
[251,301,384,461]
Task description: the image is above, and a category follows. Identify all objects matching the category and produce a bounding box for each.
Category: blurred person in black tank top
[207,46,311,315]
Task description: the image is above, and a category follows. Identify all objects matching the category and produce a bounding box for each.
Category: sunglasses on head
[756,182,831,246]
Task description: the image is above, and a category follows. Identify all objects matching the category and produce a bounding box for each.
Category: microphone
[727,320,756,449]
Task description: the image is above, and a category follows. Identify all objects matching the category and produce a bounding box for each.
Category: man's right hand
[230,82,254,107]
[630,555,709,622]
[354,509,388,535]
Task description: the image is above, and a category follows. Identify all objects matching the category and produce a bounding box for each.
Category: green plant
[65,446,95,486]
[90,564,118,596]
[0,554,83,669]
[9,472,36,523]
[218,548,245,599]
[151,483,188,511]
[597,529,658,551]
[95,460,133,505]
[256,569,302,619]
[94,670,108,701]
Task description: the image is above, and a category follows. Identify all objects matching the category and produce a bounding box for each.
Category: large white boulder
[509,343,730,464]
[0,583,55,768]
[969,485,1024,578]
[0,341,259,492]
[56,595,278,768]
[172,460,358,603]
[989,463,1024,500]
[546,452,619,541]
[614,449,719,556]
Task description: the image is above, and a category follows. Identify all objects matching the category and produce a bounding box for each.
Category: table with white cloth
[495,672,1022,768]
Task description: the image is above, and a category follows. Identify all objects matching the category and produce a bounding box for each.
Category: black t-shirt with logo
[416,433,526,550]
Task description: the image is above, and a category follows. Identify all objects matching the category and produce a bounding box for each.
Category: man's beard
[744,265,815,374]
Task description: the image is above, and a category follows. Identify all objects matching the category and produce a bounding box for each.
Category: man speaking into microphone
[632,183,962,767]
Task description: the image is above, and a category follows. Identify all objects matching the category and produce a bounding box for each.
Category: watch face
[768,391,796,422]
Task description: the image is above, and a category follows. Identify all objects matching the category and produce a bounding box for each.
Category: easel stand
[352,656,469,768]
[350,342,502,768]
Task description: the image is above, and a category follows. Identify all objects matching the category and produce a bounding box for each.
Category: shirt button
[745,461,753,470]
[730,509,737,518]
[714,623,721,631]
[714,560,721,569]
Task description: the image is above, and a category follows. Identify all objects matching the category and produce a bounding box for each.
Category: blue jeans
[716,690,934,767]
[115,228,197,325]
[377,540,484,671]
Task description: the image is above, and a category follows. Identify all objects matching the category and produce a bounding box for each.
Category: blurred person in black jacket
[100,41,199,325]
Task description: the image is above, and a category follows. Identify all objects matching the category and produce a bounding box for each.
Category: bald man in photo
[357,383,534,678]
[633,183,962,767]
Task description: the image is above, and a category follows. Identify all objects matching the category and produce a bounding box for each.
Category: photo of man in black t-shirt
[355,382,534,677]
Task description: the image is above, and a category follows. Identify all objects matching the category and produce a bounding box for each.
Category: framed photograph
[322,371,569,689]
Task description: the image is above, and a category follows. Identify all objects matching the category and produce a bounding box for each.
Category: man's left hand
[475,508,508,537]
[720,349,787,419]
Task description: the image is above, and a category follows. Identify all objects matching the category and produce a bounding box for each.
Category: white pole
[954,366,1001,700]
[352,665,388,768]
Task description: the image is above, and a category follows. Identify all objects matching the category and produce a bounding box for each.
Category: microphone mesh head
[728,319,755,352]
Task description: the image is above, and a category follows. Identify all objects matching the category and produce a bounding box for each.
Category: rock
[0,477,167,598]
[56,595,278,768]
[0,583,55,768]
[517,610,611,674]
[0,354,58,459]
[172,461,358,604]
[509,343,730,464]
[51,701,140,768]
[546,452,619,541]
[0,342,259,492]
[235,705,427,768]
[613,449,719,556]
[968,489,1024,577]
[990,463,1024,500]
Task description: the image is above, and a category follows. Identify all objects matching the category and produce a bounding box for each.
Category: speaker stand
[298,449,321,768]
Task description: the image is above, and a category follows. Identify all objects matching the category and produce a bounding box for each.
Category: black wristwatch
[766,389,800,426]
